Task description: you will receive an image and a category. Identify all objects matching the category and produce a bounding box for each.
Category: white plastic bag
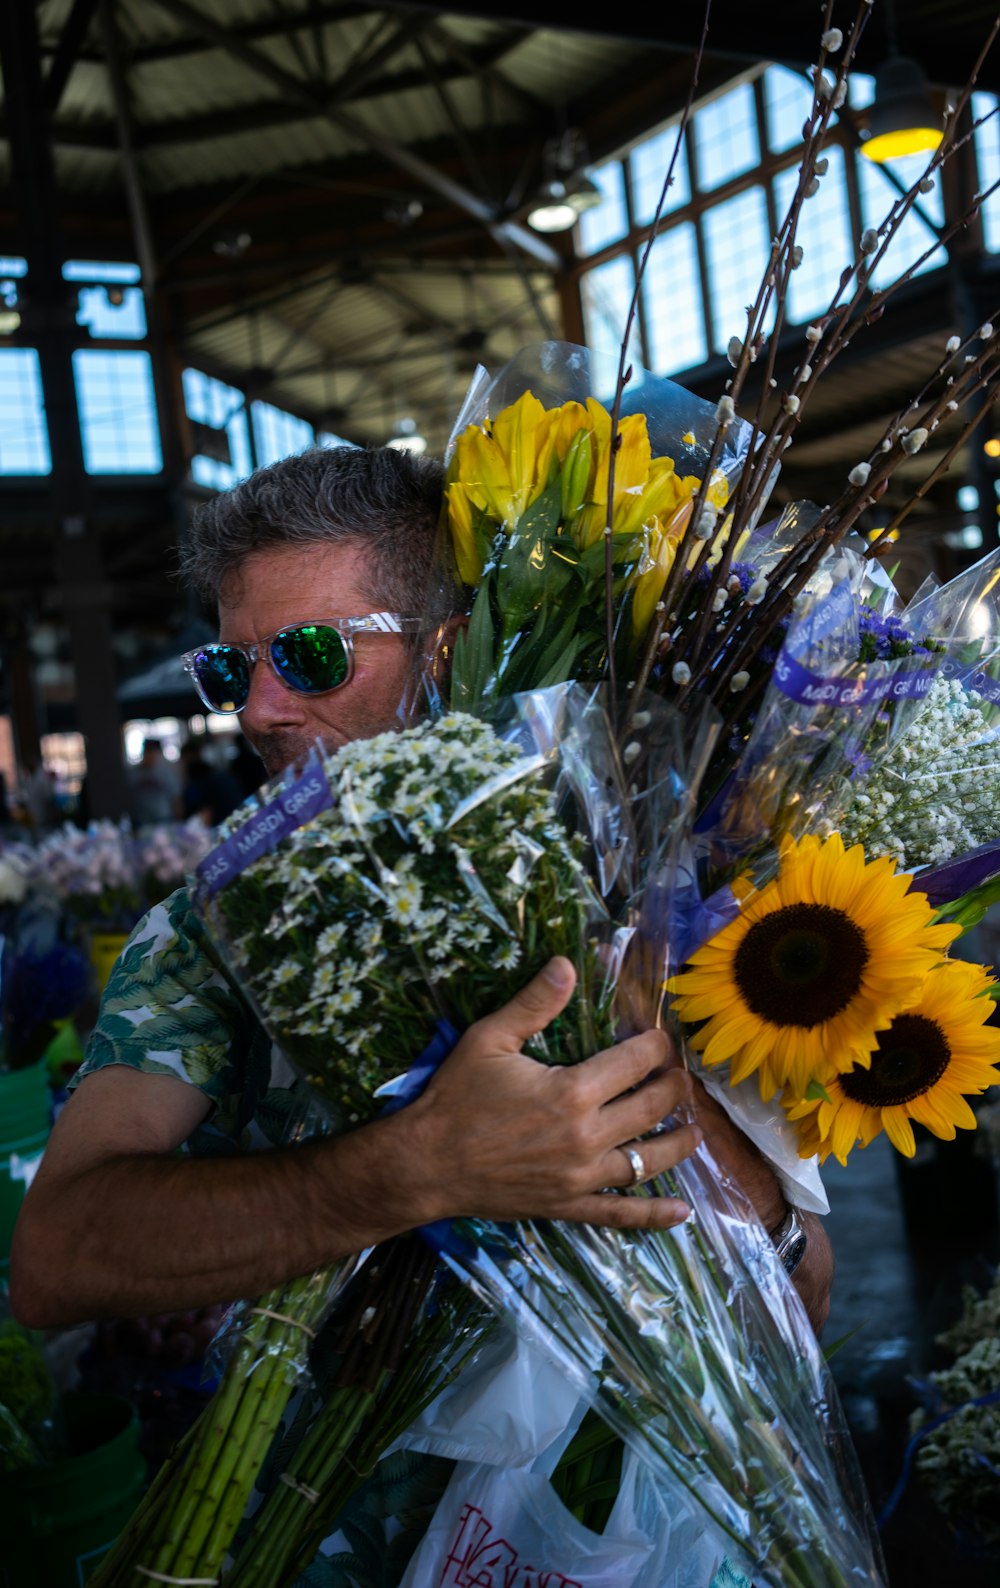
[389,1313,588,1474]
[397,1444,738,1588]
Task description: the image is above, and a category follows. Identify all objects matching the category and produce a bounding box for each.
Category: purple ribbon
[195,757,334,898]
[916,841,1000,906]
[772,649,939,709]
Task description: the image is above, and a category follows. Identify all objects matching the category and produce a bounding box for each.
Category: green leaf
[450,576,499,711]
[822,1322,867,1360]
[805,1080,832,1103]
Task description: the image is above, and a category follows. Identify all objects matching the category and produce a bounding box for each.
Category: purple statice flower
[858,602,932,662]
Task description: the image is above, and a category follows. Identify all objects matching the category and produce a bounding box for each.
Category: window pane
[702,188,773,351]
[974,92,1000,254]
[693,82,759,190]
[774,146,853,324]
[576,161,629,256]
[72,350,162,474]
[849,73,875,111]
[183,367,253,490]
[579,256,642,397]
[857,157,944,289]
[77,285,147,340]
[0,257,27,278]
[251,399,314,468]
[630,126,691,225]
[63,260,142,284]
[644,223,706,375]
[0,349,51,475]
[764,65,814,155]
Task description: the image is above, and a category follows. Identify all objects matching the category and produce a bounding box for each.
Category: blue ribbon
[876,1386,1000,1529]
[377,1018,488,1256]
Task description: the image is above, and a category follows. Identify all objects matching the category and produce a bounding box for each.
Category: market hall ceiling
[1,0,995,447]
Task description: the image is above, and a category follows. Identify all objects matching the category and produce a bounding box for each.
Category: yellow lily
[445,482,484,586]
[629,502,689,639]
[574,404,653,548]
[449,391,560,530]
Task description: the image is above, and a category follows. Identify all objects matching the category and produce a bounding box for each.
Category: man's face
[218,541,415,777]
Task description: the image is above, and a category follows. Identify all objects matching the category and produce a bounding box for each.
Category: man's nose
[241,655,308,735]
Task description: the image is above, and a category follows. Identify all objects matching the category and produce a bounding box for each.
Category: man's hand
[406,957,701,1231]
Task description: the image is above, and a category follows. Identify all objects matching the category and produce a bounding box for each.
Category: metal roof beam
[44,0,100,113]
[145,0,564,271]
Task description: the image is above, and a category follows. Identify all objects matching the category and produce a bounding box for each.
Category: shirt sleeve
[71,885,257,1116]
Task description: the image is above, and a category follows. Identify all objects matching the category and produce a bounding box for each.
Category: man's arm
[684,1079,834,1334]
[10,959,702,1328]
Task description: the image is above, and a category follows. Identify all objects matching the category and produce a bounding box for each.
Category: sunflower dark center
[733,903,869,1028]
[839,1014,952,1107]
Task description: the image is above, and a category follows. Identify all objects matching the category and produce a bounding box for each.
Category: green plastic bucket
[0,1060,51,1272]
[0,1391,146,1587]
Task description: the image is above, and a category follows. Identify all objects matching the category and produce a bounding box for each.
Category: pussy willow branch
[605,0,712,724]
[675,327,1000,708]
[875,387,1000,542]
[727,77,1000,545]
[649,3,869,665]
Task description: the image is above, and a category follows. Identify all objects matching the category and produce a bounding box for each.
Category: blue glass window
[693,82,759,190]
[774,147,853,324]
[72,350,162,474]
[183,368,253,490]
[63,260,142,284]
[77,285,147,340]
[579,256,641,398]
[0,257,27,278]
[644,223,706,375]
[251,400,314,467]
[974,93,1000,254]
[0,349,51,475]
[630,126,691,225]
[764,65,815,154]
[576,161,629,256]
[857,157,944,290]
[702,187,773,351]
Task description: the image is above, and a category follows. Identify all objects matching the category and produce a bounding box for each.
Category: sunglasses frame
[181,612,425,715]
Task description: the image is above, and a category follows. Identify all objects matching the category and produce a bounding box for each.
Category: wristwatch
[769,1204,808,1276]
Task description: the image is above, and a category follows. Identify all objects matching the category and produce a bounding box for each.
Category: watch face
[775,1208,808,1275]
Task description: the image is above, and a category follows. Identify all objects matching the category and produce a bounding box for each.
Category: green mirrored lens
[194,647,250,713]
[270,625,349,694]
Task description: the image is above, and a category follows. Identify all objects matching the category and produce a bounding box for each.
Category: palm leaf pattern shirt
[72,884,324,1154]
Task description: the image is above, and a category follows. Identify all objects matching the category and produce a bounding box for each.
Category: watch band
[769,1204,808,1276]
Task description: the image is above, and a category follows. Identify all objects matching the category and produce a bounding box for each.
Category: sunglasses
[181,613,424,715]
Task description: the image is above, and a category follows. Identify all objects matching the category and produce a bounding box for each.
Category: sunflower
[669,832,960,1099]
[783,958,1000,1163]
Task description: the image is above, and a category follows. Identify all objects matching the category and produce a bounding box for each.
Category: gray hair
[182,445,455,616]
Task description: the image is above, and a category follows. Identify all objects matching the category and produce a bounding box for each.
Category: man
[10,445,832,1570]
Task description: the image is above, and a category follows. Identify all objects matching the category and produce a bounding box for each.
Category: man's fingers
[472,957,577,1053]
[570,1192,694,1231]
[573,1027,674,1106]
[599,1065,695,1146]
[601,1120,703,1190]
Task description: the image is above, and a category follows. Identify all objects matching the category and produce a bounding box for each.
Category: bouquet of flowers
[98,6,1000,1585]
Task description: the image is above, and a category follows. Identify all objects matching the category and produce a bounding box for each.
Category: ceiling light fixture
[860,54,943,163]
[527,130,603,234]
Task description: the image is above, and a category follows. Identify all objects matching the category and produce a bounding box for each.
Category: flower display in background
[37,822,142,931]
[784,958,1000,1163]
[134,819,212,899]
[669,833,960,1099]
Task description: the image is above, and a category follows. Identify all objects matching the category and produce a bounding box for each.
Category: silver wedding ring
[622,1145,647,1186]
